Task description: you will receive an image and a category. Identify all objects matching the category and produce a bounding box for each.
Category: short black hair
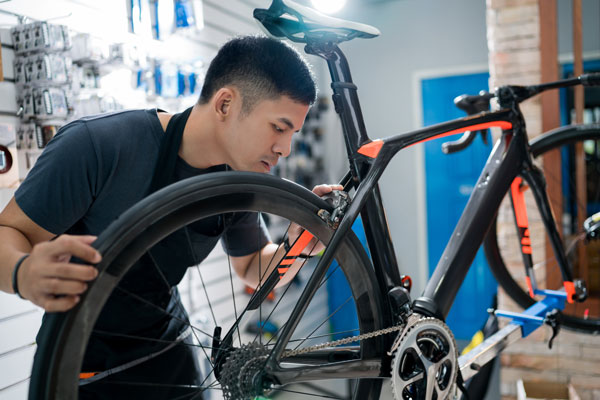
[199,35,317,114]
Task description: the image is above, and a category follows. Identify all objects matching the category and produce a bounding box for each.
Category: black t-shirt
[16,109,270,370]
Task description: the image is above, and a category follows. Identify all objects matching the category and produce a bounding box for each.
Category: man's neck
[178,104,228,169]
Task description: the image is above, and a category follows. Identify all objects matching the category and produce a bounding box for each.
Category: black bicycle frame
[264,41,573,383]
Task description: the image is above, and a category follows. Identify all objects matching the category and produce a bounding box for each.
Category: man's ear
[213,88,235,121]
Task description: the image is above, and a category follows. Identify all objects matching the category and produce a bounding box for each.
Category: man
[0,35,340,398]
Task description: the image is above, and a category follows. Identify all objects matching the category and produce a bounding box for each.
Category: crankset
[390,315,458,400]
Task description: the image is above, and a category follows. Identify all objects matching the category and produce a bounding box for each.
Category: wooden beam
[539,0,562,291]
[572,0,588,285]
[0,36,3,82]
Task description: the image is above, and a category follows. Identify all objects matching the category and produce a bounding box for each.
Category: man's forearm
[243,243,309,289]
[0,226,34,293]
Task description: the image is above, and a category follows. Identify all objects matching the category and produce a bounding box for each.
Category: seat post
[305,41,371,178]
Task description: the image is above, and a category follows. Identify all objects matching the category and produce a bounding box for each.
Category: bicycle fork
[515,164,588,303]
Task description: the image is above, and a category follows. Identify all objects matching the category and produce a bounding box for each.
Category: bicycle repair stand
[457,289,566,381]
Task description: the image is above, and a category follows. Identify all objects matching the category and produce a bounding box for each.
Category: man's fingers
[67,235,98,245]
[312,184,344,196]
[42,278,88,296]
[47,263,98,281]
[44,235,102,264]
[42,295,80,313]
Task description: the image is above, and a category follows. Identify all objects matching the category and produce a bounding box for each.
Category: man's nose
[273,134,292,158]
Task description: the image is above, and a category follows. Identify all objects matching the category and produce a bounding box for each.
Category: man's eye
[273,124,284,133]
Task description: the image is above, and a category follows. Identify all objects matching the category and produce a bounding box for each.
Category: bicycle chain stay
[282,323,405,358]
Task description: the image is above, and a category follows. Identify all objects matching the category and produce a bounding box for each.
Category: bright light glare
[311,0,347,14]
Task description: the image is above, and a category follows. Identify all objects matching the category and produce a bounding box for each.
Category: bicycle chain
[282,323,405,358]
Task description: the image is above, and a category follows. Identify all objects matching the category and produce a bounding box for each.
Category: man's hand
[288,184,344,256]
[18,235,101,312]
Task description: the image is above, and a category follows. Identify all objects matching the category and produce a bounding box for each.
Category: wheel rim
[32,174,387,399]
[486,127,600,332]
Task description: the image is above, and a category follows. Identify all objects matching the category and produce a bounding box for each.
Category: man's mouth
[261,161,271,172]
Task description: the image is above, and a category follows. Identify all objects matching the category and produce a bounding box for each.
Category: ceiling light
[310,0,347,14]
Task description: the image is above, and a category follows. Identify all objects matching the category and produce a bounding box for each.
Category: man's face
[224,95,310,173]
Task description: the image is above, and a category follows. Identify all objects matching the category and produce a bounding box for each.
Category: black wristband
[12,254,29,299]
[283,238,312,259]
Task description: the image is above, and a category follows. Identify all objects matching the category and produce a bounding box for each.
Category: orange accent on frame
[287,231,314,257]
[521,237,531,245]
[408,121,513,148]
[279,258,295,266]
[564,281,576,304]
[511,177,529,228]
[524,228,530,236]
[522,246,532,254]
[277,267,290,274]
[79,373,98,379]
[357,140,384,158]
[525,277,534,298]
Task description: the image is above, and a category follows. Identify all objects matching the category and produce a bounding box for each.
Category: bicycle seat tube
[413,99,529,319]
[306,39,403,290]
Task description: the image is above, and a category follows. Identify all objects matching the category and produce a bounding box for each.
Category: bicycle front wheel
[29,172,388,399]
[484,123,600,333]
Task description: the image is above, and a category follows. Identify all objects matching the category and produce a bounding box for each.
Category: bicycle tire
[484,123,600,333]
[29,172,388,399]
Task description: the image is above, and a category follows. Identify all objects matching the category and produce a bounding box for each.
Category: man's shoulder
[61,109,162,147]
[78,109,156,130]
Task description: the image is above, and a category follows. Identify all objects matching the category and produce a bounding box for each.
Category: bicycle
[28,0,600,399]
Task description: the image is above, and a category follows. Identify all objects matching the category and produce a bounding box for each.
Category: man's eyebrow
[277,117,295,130]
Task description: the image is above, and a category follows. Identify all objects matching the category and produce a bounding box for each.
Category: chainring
[390,315,458,400]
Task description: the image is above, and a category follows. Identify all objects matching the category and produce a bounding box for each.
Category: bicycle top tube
[357,109,515,162]
[356,73,600,162]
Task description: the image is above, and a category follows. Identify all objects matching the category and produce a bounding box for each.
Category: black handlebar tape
[442,130,477,154]
[581,73,600,87]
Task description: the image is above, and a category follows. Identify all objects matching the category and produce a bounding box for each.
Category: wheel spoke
[192,265,217,326]
[111,286,218,386]
[90,380,213,390]
[220,227,243,347]
[91,329,218,351]
[250,226,318,344]
[146,250,204,338]
[293,295,354,350]
[258,213,263,345]
[112,287,214,353]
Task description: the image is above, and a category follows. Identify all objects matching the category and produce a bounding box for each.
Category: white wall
[320,0,600,295]
[327,0,490,294]
[557,0,600,58]
[0,2,271,398]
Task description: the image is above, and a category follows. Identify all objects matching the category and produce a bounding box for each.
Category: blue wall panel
[421,72,497,340]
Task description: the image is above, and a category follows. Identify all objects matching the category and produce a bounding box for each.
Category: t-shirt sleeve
[15,121,99,235]
[221,212,272,257]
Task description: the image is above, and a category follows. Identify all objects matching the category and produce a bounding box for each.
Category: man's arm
[0,197,100,311]
[230,242,311,289]
[230,184,342,290]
